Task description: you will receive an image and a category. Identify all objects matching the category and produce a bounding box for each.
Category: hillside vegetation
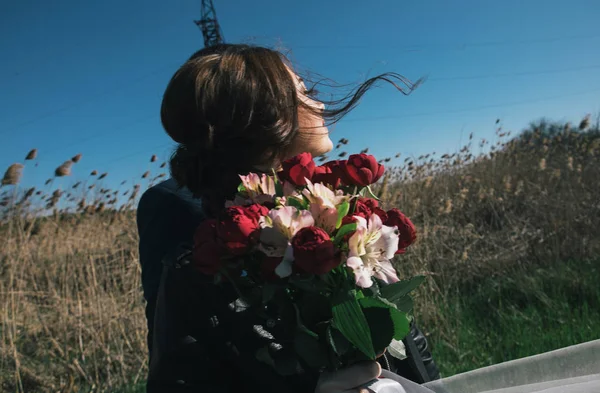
[1,116,599,392]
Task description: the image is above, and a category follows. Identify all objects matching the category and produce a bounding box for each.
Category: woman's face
[286,66,333,159]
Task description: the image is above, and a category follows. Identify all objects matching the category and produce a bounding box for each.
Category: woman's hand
[315,361,382,393]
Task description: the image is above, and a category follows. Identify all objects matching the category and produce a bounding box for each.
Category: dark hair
[162,44,421,214]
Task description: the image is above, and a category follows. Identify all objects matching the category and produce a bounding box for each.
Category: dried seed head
[142,171,150,179]
[444,199,453,214]
[25,149,38,160]
[71,153,82,163]
[150,155,157,163]
[1,163,24,186]
[424,176,433,188]
[360,148,369,154]
[55,161,73,177]
[160,162,166,168]
[24,187,35,198]
[579,114,590,131]
[567,156,574,171]
[515,180,524,196]
[461,250,469,261]
[91,170,98,176]
[98,173,108,180]
[503,176,512,192]
[552,169,561,179]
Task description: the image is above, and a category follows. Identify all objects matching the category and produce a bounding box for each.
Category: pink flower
[239,173,277,204]
[346,214,400,288]
[258,206,315,259]
[302,179,348,233]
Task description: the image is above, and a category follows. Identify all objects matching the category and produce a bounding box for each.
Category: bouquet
[191,152,423,377]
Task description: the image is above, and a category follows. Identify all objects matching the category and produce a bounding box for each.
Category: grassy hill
[1,116,599,392]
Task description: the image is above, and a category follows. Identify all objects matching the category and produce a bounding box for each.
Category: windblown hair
[161,44,421,215]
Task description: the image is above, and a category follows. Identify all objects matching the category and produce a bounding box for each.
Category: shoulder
[138,179,205,221]
[136,179,207,247]
[138,178,200,210]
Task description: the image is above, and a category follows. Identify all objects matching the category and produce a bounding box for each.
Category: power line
[0,61,179,136]
[6,65,600,164]
[342,86,600,123]
[291,32,600,50]
[21,85,599,184]
[96,142,174,173]
[428,64,600,82]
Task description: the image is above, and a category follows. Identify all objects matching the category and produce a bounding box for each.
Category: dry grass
[0,116,599,392]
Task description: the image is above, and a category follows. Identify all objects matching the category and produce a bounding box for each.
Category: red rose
[291,227,341,275]
[244,203,270,220]
[216,204,268,255]
[192,219,223,275]
[342,154,385,187]
[385,209,417,254]
[372,207,388,223]
[312,165,339,187]
[312,160,350,187]
[278,152,316,186]
[352,198,388,222]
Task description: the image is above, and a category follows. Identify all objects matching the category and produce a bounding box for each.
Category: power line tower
[194,0,225,47]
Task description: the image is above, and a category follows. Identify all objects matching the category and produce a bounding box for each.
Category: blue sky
[1,0,600,198]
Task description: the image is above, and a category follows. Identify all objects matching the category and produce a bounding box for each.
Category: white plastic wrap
[364,339,600,393]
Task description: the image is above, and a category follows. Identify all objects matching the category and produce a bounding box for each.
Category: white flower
[302,179,348,233]
[258,206,314,259]
[346,214,400,288]
[239,173,276,204]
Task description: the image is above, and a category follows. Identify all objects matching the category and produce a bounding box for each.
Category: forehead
[284,64,305,88]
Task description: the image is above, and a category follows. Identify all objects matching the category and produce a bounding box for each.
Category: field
[1,117,599,392]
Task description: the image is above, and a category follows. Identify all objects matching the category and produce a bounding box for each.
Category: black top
[136,179,440,392]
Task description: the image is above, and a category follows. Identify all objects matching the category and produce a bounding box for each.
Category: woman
[137,44,439,393]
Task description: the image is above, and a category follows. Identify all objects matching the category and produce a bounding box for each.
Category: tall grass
[1,117,599,392]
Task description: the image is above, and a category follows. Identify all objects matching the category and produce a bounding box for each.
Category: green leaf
[327,325,351,356]
[380,276,425,303]
[332,298,375,360]
[286,196,308,210]
[362,280,381,297]
[394,296,414,313]
[237,183,247,193]
[294,331,328,368]
[336,201,350,229]
[333,223,357,245]
[359,297,411,346]
[272,169,284,197]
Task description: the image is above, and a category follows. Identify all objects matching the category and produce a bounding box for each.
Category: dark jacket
[137,179,440,392]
